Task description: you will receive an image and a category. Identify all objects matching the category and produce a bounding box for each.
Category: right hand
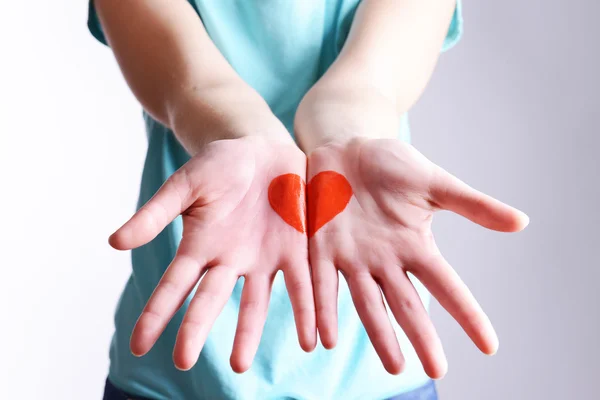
[109,136,316,372]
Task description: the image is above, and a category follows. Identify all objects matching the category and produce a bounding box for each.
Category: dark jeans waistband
[103,378,437,400]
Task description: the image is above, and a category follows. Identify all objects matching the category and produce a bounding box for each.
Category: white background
[1,1,598,399]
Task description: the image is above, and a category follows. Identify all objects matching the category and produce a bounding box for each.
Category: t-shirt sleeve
[87,0,108,46]
[442,0,463,52]
[87,0,464,50]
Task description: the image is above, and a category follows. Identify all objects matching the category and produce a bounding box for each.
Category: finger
[429,167,529,232]
[347,272,405,375]
[312,259,339,349]
[410,254,499,355]
[230,275,273,373]
[130,247,206,357]
[377,266,447,379]
[109,169,193,250]
[173,266,238,371]
[284,262,317,352]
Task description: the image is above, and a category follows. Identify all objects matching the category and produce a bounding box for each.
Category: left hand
[304,136,528,378]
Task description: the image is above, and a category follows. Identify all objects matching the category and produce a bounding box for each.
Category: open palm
[109,137,316,372]
[307,137,528,378]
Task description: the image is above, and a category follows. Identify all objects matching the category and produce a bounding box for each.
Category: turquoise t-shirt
[89,1,463,399]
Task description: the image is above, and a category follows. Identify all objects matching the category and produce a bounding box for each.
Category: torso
[96,1,463,398]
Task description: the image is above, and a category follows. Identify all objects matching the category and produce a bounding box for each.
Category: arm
[95,0,315,372]
[295,0,528,378]
[95,0,291,155]
[295,0,457,151]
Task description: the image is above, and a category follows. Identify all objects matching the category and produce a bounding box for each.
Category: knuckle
[139,206,164,232]
[395,296,419,314]
[295,306,315,318]
[286,275,309,293]
[139,309,162,325]
[181,318,203,331]
[235,326,255,338]
[316,302,336,316]
[336,258,363,277]
[169,168,193,205]
[193,290,219,305]
[156,278,182,297]
[239,298,261,313]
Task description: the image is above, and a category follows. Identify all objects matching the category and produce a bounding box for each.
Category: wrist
[294,83,400,154]
[168,82,293,155]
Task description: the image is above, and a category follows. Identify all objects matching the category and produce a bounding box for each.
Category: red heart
[268,171,353,237]
[306,171,353,238]
[268,174,307,233]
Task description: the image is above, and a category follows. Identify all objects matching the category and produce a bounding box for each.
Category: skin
[110,137,315,372]
[294,0,529,378]
[97,0,529,379]
[95,0,315,372]
[304,140,527,377]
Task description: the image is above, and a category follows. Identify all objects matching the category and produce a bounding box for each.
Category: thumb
[428,167,529,232]
[109,169,193,250]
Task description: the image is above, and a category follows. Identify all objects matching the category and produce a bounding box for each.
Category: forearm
[295,0,456,152]
[95,0,289,155]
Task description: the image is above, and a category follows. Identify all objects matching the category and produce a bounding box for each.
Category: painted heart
[306,171,353,238]
[268,171,353,237]
[268,173,307,233]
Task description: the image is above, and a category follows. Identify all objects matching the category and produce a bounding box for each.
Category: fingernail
[520,212,530,228]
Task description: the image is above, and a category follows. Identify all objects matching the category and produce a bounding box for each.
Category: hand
[109,136,316,372]
[307,137,528,378]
